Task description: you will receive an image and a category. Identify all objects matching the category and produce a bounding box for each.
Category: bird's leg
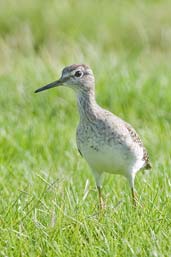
[128,174,138,207]
[131,187,138,207]
[93,171,105,210]
[97,186,105,210]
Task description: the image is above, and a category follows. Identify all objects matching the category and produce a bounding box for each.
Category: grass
[0,0,171,256]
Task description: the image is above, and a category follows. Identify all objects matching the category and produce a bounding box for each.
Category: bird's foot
[132,193,144,208]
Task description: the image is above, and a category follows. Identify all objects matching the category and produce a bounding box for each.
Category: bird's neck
[77,89,99,122]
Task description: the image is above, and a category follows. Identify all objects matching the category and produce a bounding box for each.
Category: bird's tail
[145,161,152,170]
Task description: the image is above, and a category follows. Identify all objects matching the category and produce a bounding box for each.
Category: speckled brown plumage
[125,123,151,169]
[35,63,151,207]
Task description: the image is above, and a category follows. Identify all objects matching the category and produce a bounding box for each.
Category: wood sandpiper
[35,64,151,208]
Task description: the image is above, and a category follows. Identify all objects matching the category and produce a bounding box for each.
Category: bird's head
[35,64,95,94]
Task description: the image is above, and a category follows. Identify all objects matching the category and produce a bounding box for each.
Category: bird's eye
[75,70,83,77]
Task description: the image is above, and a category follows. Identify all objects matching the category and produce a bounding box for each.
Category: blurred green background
[0,0,171,256]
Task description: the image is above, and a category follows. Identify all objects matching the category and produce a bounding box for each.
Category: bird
[35,64,151,209]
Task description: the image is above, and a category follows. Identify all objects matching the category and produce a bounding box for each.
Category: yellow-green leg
[97,186,105,210]
[131,187,138,207]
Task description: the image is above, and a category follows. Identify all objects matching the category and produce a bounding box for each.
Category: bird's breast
[76,123,136,175]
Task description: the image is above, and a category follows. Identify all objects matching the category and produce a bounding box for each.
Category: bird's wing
[124,122,152,169]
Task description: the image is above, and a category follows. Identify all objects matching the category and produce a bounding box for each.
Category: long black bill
[34,79,63,93]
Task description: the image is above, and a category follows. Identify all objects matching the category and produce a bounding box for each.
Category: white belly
[81,143,136,176]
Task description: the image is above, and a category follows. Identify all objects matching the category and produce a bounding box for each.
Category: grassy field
[0,0,171,256]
